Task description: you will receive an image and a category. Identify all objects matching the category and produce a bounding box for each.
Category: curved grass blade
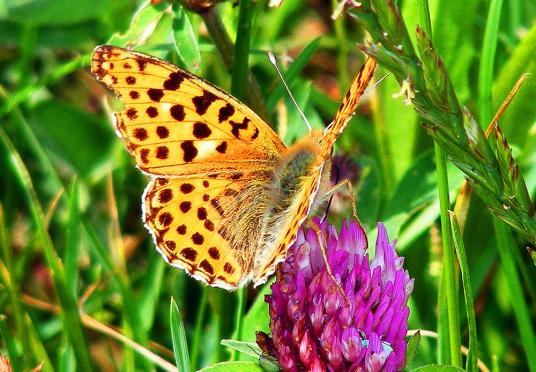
[449,212,478,372]
[170,297,191,372]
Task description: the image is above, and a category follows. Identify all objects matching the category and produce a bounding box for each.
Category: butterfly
[91,45,376,290]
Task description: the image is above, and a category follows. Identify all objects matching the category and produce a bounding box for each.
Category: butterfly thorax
[269,130,330,214]
[252,131,332,280]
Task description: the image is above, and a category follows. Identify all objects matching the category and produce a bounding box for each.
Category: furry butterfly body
[91,45,376,290]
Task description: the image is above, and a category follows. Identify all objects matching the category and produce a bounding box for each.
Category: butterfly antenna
[365,72,390,95]
[268,51,313,132]
[322,163,340,223]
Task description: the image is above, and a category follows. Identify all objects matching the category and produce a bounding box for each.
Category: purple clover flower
[263,219,414,372]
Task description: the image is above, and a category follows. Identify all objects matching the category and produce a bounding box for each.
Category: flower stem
[450,212,478,372]
[231,0,253,101]
[201,8,269,120]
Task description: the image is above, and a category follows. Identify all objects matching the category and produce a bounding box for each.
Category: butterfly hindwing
[91,45,286,177]
[253,159,326,286]
[143,171,273,289]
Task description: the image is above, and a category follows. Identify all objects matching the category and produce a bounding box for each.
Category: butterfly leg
[324,178,362,224]
[306,220,351,308]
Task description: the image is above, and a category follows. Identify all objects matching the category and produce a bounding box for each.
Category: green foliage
[0,0,535,371]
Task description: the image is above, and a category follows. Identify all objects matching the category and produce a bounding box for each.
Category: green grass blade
[435,111,462,369]
[139,254,166,334]
[64,179,81,296]
[0,55,88,120]
[449,212,478,372]
[432,0,478,102]
[170,296,191,372]
[0,315,21,372]
[232,288,247,360]
[493,23,536,148]
[0,204,36,369]
[417,1,462,366]
[493,220,536,372]
[478,0,504,125]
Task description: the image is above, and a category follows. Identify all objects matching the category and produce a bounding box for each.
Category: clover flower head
[263,219,414,372]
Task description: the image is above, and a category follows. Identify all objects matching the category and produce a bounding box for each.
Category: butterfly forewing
[91,45,286,177]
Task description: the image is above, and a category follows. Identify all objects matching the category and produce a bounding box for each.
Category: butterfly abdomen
[252,135,332,284]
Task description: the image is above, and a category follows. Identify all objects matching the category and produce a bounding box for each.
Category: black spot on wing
[216,141,227,154]
[218,103,235,122]
[193,122,212,139]
[146,106,158,118]
[170,104,186,121]
[192,90,217,115]
[163,72,186,90]
[181,141,198,162]
[229,118,250,139]
[156,126,169,138]
[147,88,164,102]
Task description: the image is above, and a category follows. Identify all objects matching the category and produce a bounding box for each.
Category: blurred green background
[0,0,535,371]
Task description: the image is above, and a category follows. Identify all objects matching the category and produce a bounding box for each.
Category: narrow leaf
[411,365,465,372]
[64,179,81,296]
[170,297,191,372]
[449,212,478,372]
[221,339,262,359]
[405,330,421,367]
[198,361,265,372]
[172,3,201,70]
